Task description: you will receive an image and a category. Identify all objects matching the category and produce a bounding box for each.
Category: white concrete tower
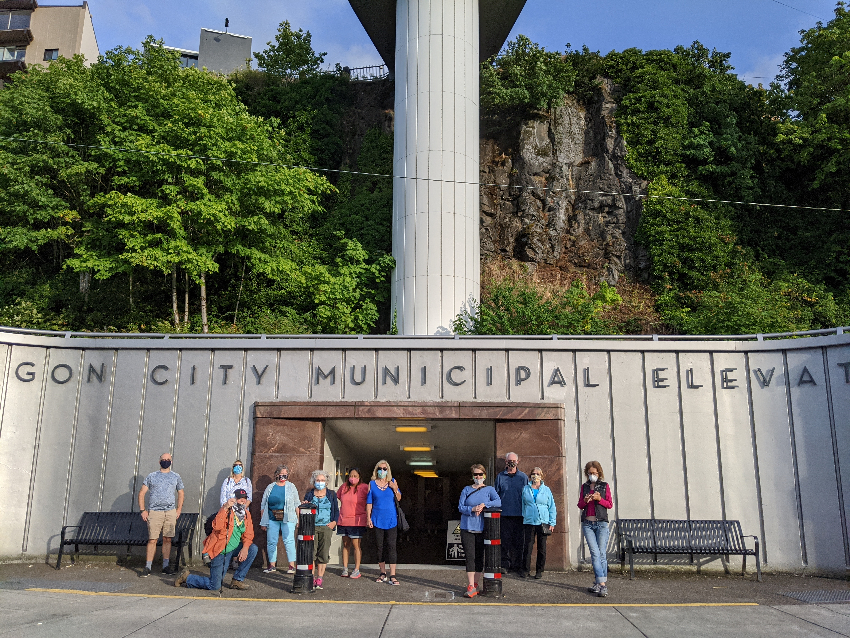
[349,0,527,335]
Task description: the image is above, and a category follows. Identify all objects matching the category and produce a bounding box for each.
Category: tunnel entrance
[251,401,567,569]
[324,418,495,565]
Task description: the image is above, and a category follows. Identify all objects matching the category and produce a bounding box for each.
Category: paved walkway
[1,563,849,637]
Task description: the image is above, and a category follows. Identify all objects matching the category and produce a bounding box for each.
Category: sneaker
[463,585,478,598]
[534,572,543,580]
[474,582,480,592]
[314,578,323,590]
[140,567,151,578]
[262,567,277,574]
[598,585,609,597]
[588,583,602,593]
[341,569,349,577]
[230,579,250,590]
[350,569,361,579]
[286,566,296,574]
[161,564,176,575]
[174,568,190,588]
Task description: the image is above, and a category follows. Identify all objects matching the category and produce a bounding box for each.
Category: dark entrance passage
[251,402,567,570]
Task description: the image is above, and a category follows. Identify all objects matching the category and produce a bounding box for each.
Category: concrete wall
[0,328,848,573]
[198,29,251,75]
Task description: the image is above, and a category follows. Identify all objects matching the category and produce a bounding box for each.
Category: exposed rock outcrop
[479,80,649,284]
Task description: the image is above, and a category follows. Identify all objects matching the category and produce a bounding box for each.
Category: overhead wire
[767,0,826,21]
[0,135,844,213]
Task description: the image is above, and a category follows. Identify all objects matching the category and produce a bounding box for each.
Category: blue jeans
[266,519,295,565]
[186,543,258,591]
[582,521,609,583]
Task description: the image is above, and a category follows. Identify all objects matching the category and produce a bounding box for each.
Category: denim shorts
[336,525,366,539]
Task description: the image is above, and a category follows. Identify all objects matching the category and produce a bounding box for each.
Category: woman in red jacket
[577,461,613,597]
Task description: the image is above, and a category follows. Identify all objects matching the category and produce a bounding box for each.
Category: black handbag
[540,523,553,535]
[394,498,410,532]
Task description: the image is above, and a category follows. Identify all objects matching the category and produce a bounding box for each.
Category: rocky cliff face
[479,80,648,284]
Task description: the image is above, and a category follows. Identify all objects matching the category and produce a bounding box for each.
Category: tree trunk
[171,266,180,329]
[233,260,246,329]
[200,271,209,334]
[129,270,134,311]
[183,271,189,327]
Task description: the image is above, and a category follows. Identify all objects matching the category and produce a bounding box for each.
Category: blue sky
[68,0,841,84]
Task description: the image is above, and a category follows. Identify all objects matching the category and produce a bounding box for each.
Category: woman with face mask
[336,467,368,579]
[578,460,613,597]
[457,464,501,598]
[259,465,299,574]
[520,466,557,579]
[366,460,402,585]
[220,459,253,507]
[301,470,339,590]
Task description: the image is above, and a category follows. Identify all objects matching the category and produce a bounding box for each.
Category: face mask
[160,459,171,469]
[232,502,246,518]
[473,477,485,486]
[349,477,359,485]
[233,466,243,474]
[276,474,287,482]
[588,474,598,483]
[314,481,326,490]
[531,475,541,482]
[377,469,387,479]
[506,460,517,469]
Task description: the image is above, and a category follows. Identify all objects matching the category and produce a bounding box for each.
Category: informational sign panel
[446,519,465,561]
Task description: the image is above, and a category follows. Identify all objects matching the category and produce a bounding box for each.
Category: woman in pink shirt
[336,467,368,579]
[577,460,614,597]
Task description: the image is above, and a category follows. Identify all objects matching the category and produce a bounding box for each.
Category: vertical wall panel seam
[572,351,583,562]
[0,345,12,440]
[675,353,691,521]
[97,351,118,511]
[821,346,850,566]
[62,350,85,527]
[641,352,655,520]
[782,349,807,566]
[22,348,49,553]
[538,350,544,401]
[171,350,182,454]
[709,353,727,520]
[606,352,619,526]
[236,350,247,460]
[274,349,280,400]
[308,350,314,399]
[744,353,768,564]
[196,350,215,540]
[130,351,151,509]
[406,349,411,400]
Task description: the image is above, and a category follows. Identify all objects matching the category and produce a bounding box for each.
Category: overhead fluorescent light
[401,446,433,452]
[395,426,428,433]
[414,471,440,478]
[407,460,435,466]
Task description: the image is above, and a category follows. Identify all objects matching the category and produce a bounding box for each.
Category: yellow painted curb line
[25,588,760,608]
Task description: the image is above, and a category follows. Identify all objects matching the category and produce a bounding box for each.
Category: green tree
[253,20,326,78]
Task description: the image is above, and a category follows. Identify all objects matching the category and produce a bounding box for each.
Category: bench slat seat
[618,518,761,581]
[57,512,198,570]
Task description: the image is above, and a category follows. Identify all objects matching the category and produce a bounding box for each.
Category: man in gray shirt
[138,452,185,577]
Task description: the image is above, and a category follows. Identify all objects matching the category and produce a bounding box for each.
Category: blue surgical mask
[314,481,326,490]
[377,469,387,479]
[233,466,243,474]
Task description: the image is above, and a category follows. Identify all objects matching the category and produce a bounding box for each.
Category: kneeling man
[175,488,257,591]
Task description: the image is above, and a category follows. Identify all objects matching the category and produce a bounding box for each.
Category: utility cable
[0,135,844,213]
[767,0,826,21]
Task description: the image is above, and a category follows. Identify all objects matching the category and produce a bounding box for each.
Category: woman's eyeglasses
[472,472,485,476]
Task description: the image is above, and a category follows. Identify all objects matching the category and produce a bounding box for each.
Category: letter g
[15,362,36,382]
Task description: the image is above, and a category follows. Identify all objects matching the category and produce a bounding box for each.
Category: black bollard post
[292,506,316,594]
[482,506,502,597]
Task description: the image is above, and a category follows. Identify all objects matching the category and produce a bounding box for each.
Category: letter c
[15,362,36,382]
[150,365,170,386]
[446,365,467,387]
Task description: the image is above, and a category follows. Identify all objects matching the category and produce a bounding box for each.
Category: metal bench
[57,512,198,570]
[618,519,761,581]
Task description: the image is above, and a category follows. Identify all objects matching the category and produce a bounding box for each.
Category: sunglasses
[472,472,485,476]
[378,467,389,471]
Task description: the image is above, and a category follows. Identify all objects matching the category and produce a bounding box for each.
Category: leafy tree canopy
[253,21,327,78]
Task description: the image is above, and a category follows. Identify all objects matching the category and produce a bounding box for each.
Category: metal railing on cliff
[340,64,389,81]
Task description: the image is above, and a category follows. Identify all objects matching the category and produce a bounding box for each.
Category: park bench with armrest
[56,511,198,570]
[618,518,761,581]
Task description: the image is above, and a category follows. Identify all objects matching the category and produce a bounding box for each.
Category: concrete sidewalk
[1,562,849,636]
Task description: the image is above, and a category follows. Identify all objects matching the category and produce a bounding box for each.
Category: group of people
[136,452,613,597]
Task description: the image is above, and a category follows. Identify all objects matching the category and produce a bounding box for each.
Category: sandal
[376,573,388,583]
[389,576,400,585]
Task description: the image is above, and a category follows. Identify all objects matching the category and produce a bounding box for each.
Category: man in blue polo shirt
[495,452,528,575]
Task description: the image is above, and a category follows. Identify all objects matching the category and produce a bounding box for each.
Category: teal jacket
[521,483,557,527]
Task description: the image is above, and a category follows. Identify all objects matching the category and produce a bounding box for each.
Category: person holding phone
[366,459,402,585]
[578,460,613,597]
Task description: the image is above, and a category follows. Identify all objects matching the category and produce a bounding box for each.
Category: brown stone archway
[250,402,568,570]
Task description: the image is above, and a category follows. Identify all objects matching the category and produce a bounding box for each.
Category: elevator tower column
[348,0,528,335]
